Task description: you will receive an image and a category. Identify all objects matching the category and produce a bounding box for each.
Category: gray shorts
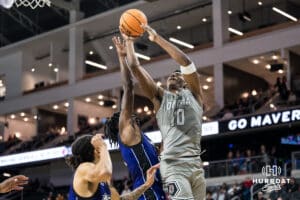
[160,159,206,200]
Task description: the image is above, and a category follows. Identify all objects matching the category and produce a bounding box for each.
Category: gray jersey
[156,89,203,161]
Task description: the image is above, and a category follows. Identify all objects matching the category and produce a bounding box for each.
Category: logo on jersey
[165,181,180,197]
[166,98,191,111]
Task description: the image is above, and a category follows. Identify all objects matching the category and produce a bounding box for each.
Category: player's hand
[91,134,106,152]
[112,36,126,57]
[119,27,136,41]
[144,164,160,188]
[142,24,158,42]
[0,175,29,193]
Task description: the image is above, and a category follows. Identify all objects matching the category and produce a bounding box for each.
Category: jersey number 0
[176,108,185,125]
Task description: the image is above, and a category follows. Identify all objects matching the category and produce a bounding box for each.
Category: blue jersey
[69,181,111,200]
[119,133,166,200]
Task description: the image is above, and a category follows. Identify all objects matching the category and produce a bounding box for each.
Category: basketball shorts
[160,159,206,200]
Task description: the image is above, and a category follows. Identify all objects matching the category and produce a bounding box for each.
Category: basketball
[119,9,148,37]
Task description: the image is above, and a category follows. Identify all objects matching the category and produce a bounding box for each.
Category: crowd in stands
[204,144,284,178]
[206,177,300,200]
[4,129,60,155]
[215,76,299,121]
[216,88,274,121]
[0,134,21,153]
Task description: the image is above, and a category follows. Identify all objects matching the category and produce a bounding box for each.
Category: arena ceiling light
[206,77,213,83]
[272,7,298,22]
[202,85,209,90]
[3,173,11,177]
[169,37,194,49]
[228,27,244,36]
[252,59,260,64]
[135,53,151,61]
[85,60,107,70]
[99,101,104,106]
[85,97,91,103]
[53,105,59,110]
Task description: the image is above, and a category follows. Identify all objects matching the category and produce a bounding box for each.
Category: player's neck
[168,87,182,94]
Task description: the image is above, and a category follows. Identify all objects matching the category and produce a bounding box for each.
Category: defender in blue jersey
[104,37,166,200]
[66,134,158,200]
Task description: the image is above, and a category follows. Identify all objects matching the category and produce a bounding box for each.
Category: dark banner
[218,108,300,133]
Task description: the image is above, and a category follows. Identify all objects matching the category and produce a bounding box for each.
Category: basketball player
[0,175,28,193]
[123,25,206,200]
[103,36,166,200]
[66,134,159,200]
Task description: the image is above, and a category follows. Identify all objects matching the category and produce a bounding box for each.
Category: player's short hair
[65,135,95,170]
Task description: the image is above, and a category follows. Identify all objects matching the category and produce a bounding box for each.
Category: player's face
[167,72,186,90]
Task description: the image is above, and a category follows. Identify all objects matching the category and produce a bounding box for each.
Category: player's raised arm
[143,25,203,105]
[112,37,133,123]
[112,36,139,145]
[125,37,163,106]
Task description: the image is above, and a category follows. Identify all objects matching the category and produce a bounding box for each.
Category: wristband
[180,62,196,75]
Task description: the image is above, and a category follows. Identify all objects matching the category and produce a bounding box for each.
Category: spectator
[233,151,245,175]
[281,76,289,99]
[242,177,253,200]
[245,149,253,173]
[287,177,299,193]
[274,77,289,101]
[215,186,228,200]
[288,92,297,105]
[227,181,241,197]
[269,189,288,200]
[289,185,300,200]
[226,151,234,175]
[256,191,266,200]
[206,191,214,200]
[260,145,270,167]
[270,146,278,166]
[222,108,234,120]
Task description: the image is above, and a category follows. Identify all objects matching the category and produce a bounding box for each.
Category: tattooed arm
[120,164,159,200]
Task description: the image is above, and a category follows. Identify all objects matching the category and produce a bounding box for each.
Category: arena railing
[203,155,277,178]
